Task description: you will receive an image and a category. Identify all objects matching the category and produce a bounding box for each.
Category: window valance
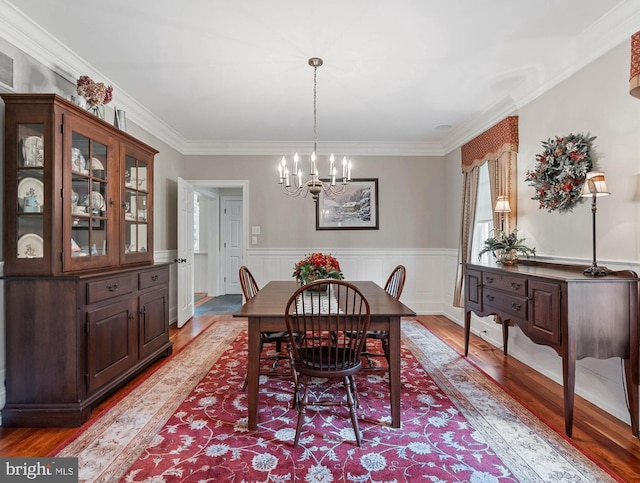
[461,116,519,172]
[630,31,640,99]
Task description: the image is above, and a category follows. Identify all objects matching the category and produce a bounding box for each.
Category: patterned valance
[461,116,518,172]
[630,31,640,99]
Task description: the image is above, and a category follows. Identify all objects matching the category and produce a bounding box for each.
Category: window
[471,164,494,263]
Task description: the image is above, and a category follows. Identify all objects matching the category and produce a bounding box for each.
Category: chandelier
[278,57,352,202]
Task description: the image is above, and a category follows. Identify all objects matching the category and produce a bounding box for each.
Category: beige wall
[182,155,447,250]
[514,39,640,264]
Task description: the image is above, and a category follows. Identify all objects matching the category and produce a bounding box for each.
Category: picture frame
[316,178,379,230]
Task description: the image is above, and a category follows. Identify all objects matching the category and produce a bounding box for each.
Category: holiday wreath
[524,133,596,213]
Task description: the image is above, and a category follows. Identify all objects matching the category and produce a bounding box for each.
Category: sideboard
[464,260,638,437]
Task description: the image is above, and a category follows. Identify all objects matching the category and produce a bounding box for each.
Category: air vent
[0,51,14,88]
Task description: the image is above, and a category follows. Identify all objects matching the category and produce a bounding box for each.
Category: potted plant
[293,252,344,287]
[478,229,536,265]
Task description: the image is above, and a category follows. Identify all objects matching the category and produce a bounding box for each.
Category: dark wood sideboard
[464,260,638,437]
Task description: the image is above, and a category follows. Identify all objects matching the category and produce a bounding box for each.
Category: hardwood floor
[0,314,638,481]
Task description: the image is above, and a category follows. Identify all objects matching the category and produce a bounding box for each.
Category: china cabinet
[1,94,171,427]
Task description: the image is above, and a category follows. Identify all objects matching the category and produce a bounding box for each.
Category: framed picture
[316,178,379,230]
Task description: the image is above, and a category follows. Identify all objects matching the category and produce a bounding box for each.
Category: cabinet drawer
[86,275,134,304]
[139,267,168,290]
[482,272,526,296]
[484,288,528,320]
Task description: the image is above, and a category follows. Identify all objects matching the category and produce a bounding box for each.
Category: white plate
[17,233,43,258]
[91,191,105,210]
[17,177,44,210]
[22,136,44,167]
[91,157,105,170]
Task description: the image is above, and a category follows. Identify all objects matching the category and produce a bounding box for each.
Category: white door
[223,197,243,294]
[177,178,195,327]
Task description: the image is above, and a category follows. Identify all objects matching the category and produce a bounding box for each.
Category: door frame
[189,180,249,296]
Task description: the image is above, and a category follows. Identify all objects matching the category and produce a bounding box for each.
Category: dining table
[233,280,416,430]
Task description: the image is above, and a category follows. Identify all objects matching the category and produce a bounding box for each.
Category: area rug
[53,318,615,482]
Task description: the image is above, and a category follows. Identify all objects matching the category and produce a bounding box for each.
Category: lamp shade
[494,196,511,213]
[580,171,610,197]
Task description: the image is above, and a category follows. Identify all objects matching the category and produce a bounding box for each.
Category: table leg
[388,316,401,428]
[247,317,261,430]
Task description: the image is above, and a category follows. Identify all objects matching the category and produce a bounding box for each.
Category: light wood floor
[0,314,638,481]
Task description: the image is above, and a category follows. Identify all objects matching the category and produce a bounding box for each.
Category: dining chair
[285,279,371,447]
[239,266,290,391]
[361,265,406,369]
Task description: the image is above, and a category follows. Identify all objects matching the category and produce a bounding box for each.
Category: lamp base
[583,265,609,277]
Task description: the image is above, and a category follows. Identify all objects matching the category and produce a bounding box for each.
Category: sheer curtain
[453,116,519,308]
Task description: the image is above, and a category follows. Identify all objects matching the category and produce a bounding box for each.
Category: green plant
[478,229,536,261]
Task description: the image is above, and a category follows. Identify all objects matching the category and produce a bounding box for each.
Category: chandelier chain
[313,63,318,155]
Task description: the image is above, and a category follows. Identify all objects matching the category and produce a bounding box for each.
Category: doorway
[188,180,249,300]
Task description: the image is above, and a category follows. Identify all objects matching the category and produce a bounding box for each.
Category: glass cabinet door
[65,125,115,271]
[16,123,45,260]
[122,151,152,264]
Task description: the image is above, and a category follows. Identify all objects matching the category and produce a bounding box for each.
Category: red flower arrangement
[524,133,596,213]
[293,252,344,285]
[76,75,113,106]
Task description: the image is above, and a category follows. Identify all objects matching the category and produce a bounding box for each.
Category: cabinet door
[121,143,154,265]
[138,287,169,359]
[465,268,483,312]
[86,299,137,392]
[3,103,53,276]
[63,116,118,272]
[527,280,562,347]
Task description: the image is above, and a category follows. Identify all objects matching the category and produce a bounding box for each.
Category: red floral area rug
[55,319,614,482]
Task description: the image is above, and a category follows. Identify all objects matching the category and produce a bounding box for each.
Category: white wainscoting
[245,248,449,315]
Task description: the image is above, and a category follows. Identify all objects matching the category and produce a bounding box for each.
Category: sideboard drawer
[482,272,527,296]
[484,288,528,320]
[86,274,134,304]
[139,267,168,290]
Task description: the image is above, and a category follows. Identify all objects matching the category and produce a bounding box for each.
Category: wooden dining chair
[285,279,371,447]
[361,265,406,369]
[239,266,291,390]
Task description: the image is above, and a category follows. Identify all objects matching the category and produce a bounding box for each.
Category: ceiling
[2,0,639,156]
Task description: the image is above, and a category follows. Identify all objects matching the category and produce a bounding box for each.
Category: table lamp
[494,196,511,232]
[580,171,610,276]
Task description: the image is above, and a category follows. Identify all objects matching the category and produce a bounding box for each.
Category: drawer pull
[151,275,159,281]
[510,282,521,290]
[511,302,522,311]
[485,276,494,283]
[486,294,494,302]
[107,283,119,292]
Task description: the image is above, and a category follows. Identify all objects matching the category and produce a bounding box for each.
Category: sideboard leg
[563,348,576,437]
[624,358,639,437]
[464,310,471,356]
[501,319,509,355]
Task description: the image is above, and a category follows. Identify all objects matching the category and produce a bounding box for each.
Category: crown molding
[181,140,444,156]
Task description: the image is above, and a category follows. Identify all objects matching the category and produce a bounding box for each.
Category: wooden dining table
[233,280,416,430]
